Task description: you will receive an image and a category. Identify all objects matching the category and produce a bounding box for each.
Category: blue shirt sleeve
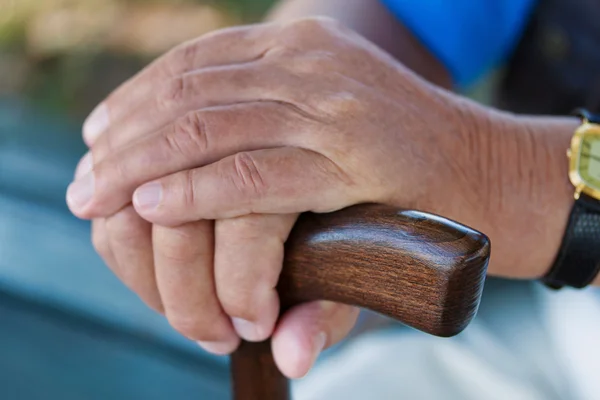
[379,0,537,87]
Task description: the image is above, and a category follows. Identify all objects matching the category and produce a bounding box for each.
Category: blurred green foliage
[214,0,275,20]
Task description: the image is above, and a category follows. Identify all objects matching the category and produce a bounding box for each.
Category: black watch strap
[543,109,600,289]
[544,193,600,289]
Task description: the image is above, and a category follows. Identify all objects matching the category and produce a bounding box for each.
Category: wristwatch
[543,109,600,289]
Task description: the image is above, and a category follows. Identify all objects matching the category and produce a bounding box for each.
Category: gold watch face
[569,122,600,199]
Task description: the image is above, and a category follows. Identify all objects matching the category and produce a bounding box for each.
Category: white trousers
[295,280,600,400]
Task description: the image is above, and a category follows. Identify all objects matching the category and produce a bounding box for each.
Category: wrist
[482,111,578,280]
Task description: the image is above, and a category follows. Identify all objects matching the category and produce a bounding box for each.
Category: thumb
[271,301,360,379]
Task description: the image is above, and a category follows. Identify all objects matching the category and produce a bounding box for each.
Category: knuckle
[230,152,267,199]
[318,91,364,117]
[287,16,338,35]
[219,288,256,320]
[167,112,210,158]
[263,45,297,66]
[157,76,186,112]
[181,169,199,209]
[165,39,199,75]
[291,50,336,74]
[278,17,338,49]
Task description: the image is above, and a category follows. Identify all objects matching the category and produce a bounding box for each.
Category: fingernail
[232,318,266,342]
[74,152,93,180]
[66,173,95,211]
[134,182,162,211]
[83,103,109,145]
[197,341,239,356]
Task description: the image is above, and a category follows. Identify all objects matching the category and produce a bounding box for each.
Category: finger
[67,64,302,219]
[215,214,298,342]
[74,152,93,180]
[88,59,303,160]
[153,221,239,354]
[272,301,360,379]
[104,206,163,313]
[83,23,280,146]
[133,147,359,226]
[91,218,117,268]
[72,102,310,218]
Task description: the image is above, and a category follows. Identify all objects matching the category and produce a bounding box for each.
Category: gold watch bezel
[568,121,600,200]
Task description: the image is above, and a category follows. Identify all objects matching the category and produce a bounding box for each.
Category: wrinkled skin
[67,17,556,378]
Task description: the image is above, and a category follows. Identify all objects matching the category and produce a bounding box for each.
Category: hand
[68,17,501,376]
[68,16,492,221]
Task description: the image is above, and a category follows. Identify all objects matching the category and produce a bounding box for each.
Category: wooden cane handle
[231,204,491,400]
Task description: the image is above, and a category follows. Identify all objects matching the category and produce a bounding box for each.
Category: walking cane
[230,204,491,400]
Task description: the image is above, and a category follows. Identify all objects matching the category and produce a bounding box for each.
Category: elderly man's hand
[67,17,496,377]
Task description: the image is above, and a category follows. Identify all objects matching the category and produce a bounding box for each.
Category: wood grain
[231,204,491,400]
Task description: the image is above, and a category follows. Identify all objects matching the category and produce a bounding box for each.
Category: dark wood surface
[231,340,289,400]
[231,204,491,400]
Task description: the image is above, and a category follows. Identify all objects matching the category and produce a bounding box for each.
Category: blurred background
[0,0,276,117]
